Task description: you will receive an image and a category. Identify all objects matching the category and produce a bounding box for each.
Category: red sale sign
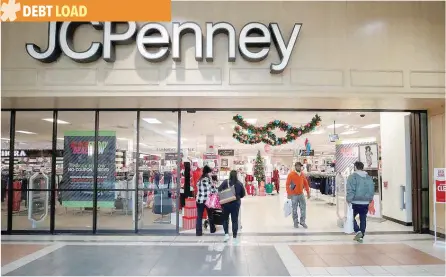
[434,168,446,203]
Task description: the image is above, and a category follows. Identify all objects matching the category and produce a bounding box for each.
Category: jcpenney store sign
[26,22,302,74]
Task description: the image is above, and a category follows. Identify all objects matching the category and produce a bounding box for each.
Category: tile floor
[1,234,445,276]
[182,188,413,235]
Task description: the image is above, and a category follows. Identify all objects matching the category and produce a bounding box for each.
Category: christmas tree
[253,150,265,183]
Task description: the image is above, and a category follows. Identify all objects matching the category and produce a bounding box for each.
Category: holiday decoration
[305,138,312,155]
[232,114,322,146]
[253,150,265,183]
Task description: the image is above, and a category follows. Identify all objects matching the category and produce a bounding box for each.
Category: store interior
[1,110,413,233]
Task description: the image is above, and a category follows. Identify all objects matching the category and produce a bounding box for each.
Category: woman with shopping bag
[218,170,245,244]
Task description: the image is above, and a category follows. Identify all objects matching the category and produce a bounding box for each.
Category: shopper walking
[286,162,310,228]
[218,170,245,244]
[196,165,216,236]
[346,161,375,243]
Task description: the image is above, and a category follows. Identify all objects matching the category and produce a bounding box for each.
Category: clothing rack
[306,172,336,202]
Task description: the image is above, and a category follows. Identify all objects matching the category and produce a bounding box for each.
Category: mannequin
[245,160,253,175]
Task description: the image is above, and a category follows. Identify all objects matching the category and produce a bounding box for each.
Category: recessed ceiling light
[42,118,70,124]
[361,124,380,129]
[142,118,161,124]
[246,118,257,124]
[165,130,177,134]
[16,130,37,135]
[326,124,345,129]
[341,130,358,135]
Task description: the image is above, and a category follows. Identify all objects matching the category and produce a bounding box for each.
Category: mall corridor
[1,234,445,276]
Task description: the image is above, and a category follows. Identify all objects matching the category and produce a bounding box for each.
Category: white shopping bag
[344,204,354,234]
[283,199,292,217]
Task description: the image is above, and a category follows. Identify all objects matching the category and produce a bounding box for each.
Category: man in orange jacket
[286,162,311,228]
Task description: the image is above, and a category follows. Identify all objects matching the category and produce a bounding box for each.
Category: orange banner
[0,0,171,22]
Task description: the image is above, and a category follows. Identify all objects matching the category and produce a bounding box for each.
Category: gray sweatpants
[291,194,306,225]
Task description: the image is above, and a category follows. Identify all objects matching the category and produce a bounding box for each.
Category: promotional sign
[340,147,359,158]
[218,149,235,157]
[1,150,64,157]
[61,131,116,208]
[433,168,446,246]
[434,168,446,203]
[165,153,180,161]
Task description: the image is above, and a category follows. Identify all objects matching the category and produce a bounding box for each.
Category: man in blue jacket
[346,161,375,243]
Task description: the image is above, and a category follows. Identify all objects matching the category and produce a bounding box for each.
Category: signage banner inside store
[1,150,64,157]
[299,149,314,156]
[217,149,235,157]
[26,21,302,74]
[61,131,116,208]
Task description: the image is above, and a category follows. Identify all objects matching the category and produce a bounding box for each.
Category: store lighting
[361,124,380,129]
[1,138,10,141]
[16,130,37,135]
[42,118,70,124]
[311,130,325,135]
[57,137,64,140]
[245,118,257,124]
[341,130,358,135]
[139,143,149,147]
[326,123,345,129]
[165,130,177,134]
[142,118,161,124]
[117,138,129,141]
[341,137,377,144]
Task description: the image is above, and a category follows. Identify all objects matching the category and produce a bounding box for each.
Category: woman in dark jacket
[218,170,245,244]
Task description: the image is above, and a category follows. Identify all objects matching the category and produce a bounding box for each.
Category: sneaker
[232,238,239,245]
[300,222,308,229]
[354,231,363,242]
[357,237,364,243]
[224,234,230,242]
[294,223,299,228]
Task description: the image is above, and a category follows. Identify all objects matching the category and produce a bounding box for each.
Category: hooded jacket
[346,170,375,204]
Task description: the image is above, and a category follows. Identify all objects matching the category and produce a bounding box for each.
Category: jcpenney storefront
[1,1,445,235]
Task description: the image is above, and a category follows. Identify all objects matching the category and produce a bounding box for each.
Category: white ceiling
[1,110,385,157]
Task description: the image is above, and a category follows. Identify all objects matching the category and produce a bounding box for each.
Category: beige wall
[1,1,445,103]
[428,107,446,235]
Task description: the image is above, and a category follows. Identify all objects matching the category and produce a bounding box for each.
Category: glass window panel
[12,112,53,231]
[139,111,178,231]
[97,111,137,230]
[1,111,11,230]
[55,111,95,231]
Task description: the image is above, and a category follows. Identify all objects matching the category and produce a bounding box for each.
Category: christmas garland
[232,114,322,146]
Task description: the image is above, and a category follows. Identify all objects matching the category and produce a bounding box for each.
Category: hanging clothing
[272,169,280,193]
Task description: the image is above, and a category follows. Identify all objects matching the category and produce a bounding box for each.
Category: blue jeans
[352,203,369,237]
[222,201,240,238]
